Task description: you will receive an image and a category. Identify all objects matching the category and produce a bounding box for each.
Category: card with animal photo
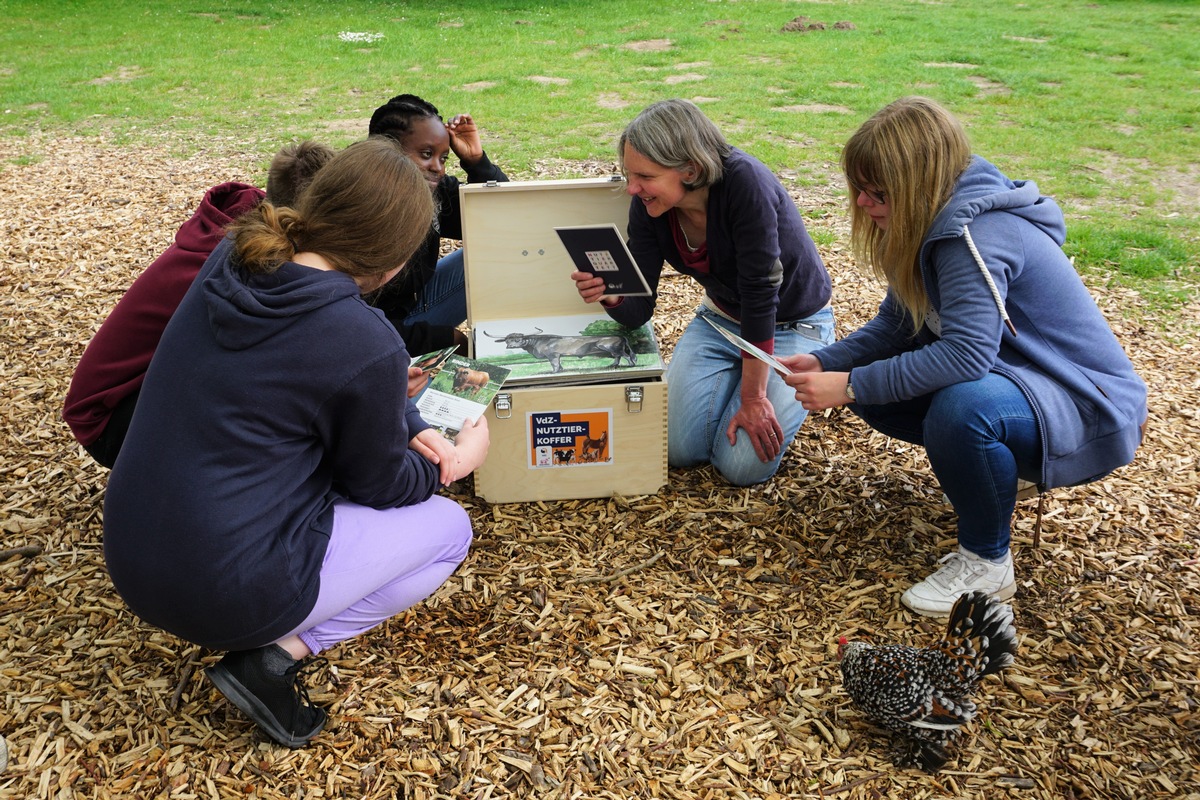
[410,345,459,374]
[413,354,510,440]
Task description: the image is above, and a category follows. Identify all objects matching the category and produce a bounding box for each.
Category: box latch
[493,392,512,419]
[625,386,644,413]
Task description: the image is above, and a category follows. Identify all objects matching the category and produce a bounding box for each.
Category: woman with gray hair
[572,99,833,485]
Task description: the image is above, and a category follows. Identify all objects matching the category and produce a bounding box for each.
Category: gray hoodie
[815,156,1147,489]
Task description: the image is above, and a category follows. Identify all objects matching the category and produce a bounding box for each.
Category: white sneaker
[901,547,1016,617]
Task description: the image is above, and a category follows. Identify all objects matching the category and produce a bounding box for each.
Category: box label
[528,408,612,468]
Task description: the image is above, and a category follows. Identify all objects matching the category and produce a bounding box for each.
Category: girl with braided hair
[367,93,509,354]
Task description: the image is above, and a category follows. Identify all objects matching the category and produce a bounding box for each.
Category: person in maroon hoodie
[62,141,336,467]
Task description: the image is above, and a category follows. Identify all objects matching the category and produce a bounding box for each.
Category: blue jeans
[668,305,836,486]
[405,248,468,328]
[852,373,1042,559]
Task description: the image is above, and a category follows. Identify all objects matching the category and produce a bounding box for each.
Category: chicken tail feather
[944,591,1018,678]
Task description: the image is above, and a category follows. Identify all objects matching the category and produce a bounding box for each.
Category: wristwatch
[845,374,856,402]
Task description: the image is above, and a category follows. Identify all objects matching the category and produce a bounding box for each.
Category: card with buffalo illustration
[554,224,651,297]
[412,353,511,440]
[471,312,664,387]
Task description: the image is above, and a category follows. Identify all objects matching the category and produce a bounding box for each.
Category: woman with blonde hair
[103,137,489,747]
[784,97,1146,615]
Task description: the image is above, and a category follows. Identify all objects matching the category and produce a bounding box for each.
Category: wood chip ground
[1,134,1197,799]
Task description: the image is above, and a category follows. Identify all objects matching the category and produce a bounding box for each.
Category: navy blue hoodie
[103,237,439,651]
[610,147,831,351]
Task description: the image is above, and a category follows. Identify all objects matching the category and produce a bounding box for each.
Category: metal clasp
[493,392,512,419]
[625,386,643,413]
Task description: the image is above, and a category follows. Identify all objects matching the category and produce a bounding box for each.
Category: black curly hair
[368,94,442,142]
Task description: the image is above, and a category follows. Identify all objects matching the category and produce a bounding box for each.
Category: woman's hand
[570,270,614,306]
[406,366,431,399]
[446,113,483,166]
[725,359,782,462]
[411,428,457,486]
[452,415,491,478]
[778,352,823,374]
[727,394,784,463]
[787,371,852,411]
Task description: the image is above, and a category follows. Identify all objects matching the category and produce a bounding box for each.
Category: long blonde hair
[231,137,433,284]
[842,97,972,331]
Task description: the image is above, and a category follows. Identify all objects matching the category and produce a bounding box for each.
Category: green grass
[2,0,1198,311]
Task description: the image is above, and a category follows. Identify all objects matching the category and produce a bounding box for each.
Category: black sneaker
[205,644,327,748]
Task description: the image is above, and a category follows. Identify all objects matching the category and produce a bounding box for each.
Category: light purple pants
[281,496,473,655]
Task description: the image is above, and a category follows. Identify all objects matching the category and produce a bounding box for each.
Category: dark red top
[63,182,265,446]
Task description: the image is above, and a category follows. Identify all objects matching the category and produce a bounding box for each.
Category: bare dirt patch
[966,75,1011,96]
[1076,148,1200,219]
[622,39,672,52]
[595,93,632,110]
[664,73,707,85]
[88,66,143,86]
[781,16,857,32]
[1,133,1197,799]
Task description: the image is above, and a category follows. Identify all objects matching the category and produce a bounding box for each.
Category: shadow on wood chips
[1,135,1197,799]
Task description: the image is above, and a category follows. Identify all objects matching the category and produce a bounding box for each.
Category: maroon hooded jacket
[63,182,265,447]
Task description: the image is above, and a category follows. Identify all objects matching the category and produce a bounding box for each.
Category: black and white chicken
[838,591,1018,771]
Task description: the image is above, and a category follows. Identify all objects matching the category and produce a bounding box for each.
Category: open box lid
[460,176,632,322]
[460,177,664,386]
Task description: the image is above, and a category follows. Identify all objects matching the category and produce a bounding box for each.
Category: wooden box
[460,177,668,503]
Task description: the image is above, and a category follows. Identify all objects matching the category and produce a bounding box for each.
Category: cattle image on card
[412,353,510,440]
[473,313,664,387]
[701,315,794,377]
[554,224,651,297]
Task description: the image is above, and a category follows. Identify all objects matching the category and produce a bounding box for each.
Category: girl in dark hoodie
[103,138,489,747]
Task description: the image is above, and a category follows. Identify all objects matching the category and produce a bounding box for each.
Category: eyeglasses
[849,181,887,205]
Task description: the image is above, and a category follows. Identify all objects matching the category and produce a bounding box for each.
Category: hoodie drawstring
[962,224,1018,337]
